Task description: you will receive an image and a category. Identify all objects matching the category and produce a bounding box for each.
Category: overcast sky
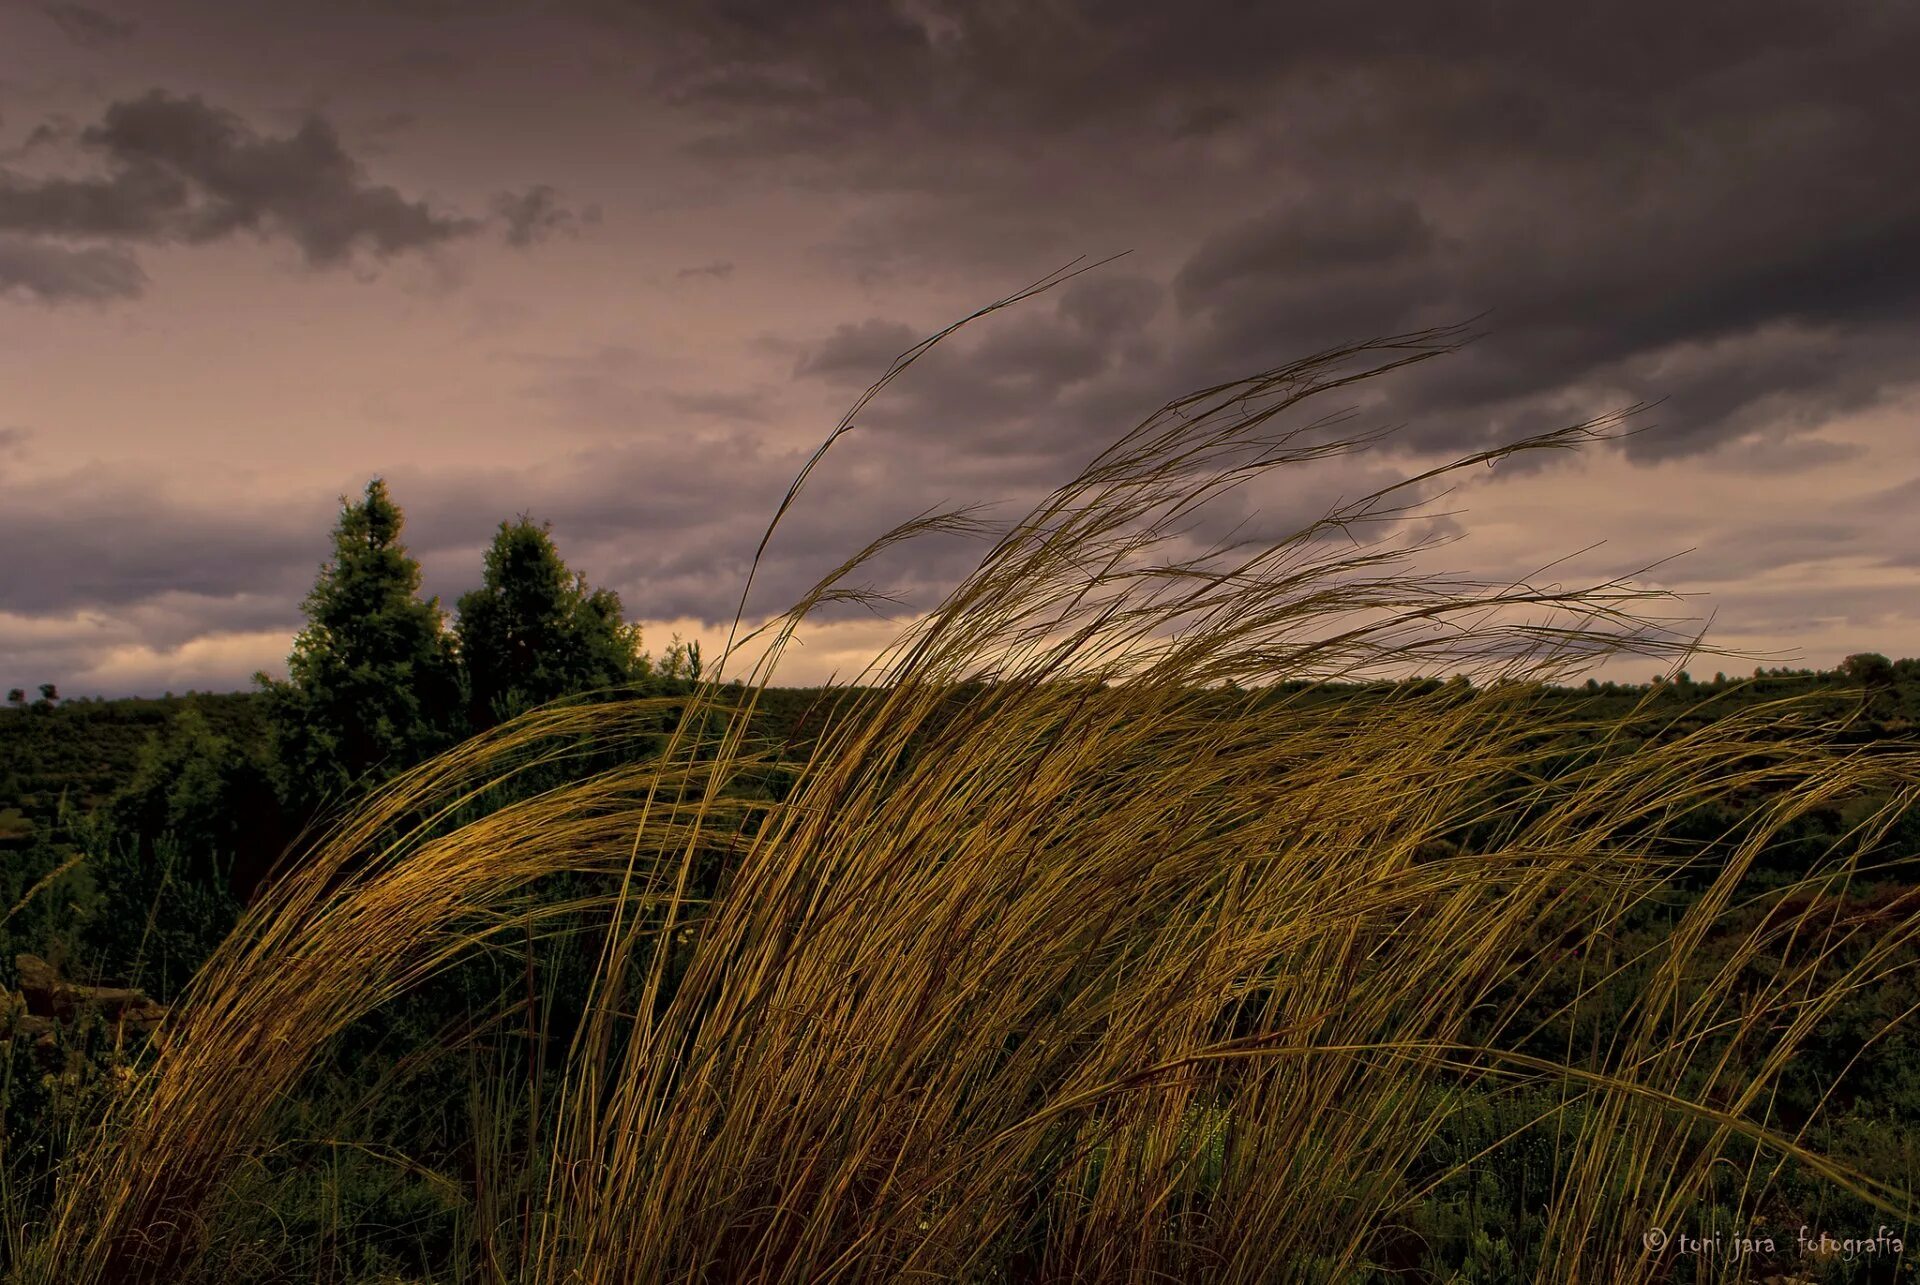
[2,0,1917,696]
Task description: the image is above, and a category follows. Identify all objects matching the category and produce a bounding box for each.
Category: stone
[12,953,167,1033]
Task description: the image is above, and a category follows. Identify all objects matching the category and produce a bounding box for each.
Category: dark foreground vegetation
[5,315,1920,1283]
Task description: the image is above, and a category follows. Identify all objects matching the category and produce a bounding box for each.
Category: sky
[2,0,1917,697]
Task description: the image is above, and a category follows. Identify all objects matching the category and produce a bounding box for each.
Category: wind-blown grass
[15,284,1920,1283]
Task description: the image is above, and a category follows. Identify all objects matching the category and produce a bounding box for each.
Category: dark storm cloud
[615,0,1913,155]
[787,282,1262,472]
[0,91,574,300]
[36,1,137,48]
[1156,144,1920,452]
[608,0,1919,463]
[1173,198,1437,310]
[793,308,1121,460]
[0,160,191,239]
[199,0,1918,470]
[78,91,478,263]
[1166,192,1455,377]
[0,119,77,164]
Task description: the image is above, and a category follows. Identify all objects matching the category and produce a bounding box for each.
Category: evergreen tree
[656,633,702,683]
[258,479,463,810]
[455,517,646,729]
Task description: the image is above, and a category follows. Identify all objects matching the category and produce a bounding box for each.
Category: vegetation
[455,517,649,731]
[5,307,1920,1282]
[258,478,468,815]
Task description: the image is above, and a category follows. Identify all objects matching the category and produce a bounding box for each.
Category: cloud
[618,1,1913,161]
[37,2,137,48]
[786,291,1172,468]
[0,490,320,618]
[1056,273,1163,336]
[0,469,332,695]
[0,608,296,699]
[492,184,597,248]
[1173,196,1438,310]
[0,160,191,239]
[0,233,145,302]
[0,91,575,301]
[76,92,479,263]
[590,0,1920,463]
[0,119,79,163]
[674,259,734,280]
[793,319,920,381]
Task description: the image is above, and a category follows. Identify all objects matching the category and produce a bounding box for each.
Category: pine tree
[455,517,646,729]
[258,479,463,810]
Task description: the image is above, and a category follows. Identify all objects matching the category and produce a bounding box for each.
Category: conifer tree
[455,516,646,729]
[258,479,463,810]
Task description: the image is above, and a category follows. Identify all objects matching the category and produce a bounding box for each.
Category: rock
[0,985,59,1059]
[12,953,167,1033]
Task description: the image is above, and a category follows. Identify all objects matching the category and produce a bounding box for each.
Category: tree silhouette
[257,479,462,811]
[455,516,646,729]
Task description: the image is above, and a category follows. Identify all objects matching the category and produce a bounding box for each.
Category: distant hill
[0,692,266,855]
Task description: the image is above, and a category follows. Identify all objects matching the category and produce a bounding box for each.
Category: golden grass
[17,279,1920,1283]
